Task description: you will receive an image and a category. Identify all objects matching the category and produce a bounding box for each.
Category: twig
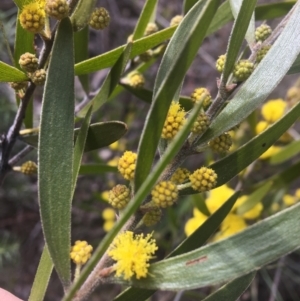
[269,257,285,301]
[8,145,34,166]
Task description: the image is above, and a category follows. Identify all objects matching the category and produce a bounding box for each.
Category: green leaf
[79,164,117,175]
[77,43,132,117]
[0,61,28,82]
[229,0,256,46]
[14,11,34,128]
[74,26,176,76]
[288,54,300,74]
[255,1,296,20]
[183,0,198,14]
[38,18,74,287]
[63,95,204,301]
[12,0,25,9]
[205,1,231,37]
[132,0,158,40]
[270,140,300,165]
[202,272,256,301]
[200,2,300,144]
[70,0,97,31]
[181,101,300,195]
[20,121,128,152]
[270,159,300,188]
[28,246,53,301]
[221,0,257,84]
[72,105,93,193]
[74,26,89,92]
[236,181,272,215]
[115,202,300,290]
[134,0,219,193]
[113,191,239,301]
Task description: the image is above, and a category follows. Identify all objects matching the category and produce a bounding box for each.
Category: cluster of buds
[89,7,110,30]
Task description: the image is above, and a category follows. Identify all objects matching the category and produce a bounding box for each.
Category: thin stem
[9,145,34,166]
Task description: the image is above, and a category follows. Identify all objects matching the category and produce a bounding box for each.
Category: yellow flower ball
[151,181,178,208]
[261,99,287,123]
[102,208,116,220]
[19,2,46,34]
[184,209,208,236]
[117,151,137,181]
[70,240,93,265]
[255,120,269,135]
[283,194,297,206]
[189,167,217,193]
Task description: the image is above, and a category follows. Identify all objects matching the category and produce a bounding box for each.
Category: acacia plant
[1,0,300,300]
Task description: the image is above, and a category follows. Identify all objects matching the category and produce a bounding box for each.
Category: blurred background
[0,0,300,300]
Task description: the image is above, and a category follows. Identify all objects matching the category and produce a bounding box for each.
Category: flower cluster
[170,168,190,184]
[190,87,212,110]
[70,240,93,265]
[189,167,217,192]
[19,2,46,34]
[185,185,263,241]
[151,181,178,208]
[118,151,137,181]
[256,98,288,159]
[102,208,116,232]
[108,231,158,280]
[108,184,130,209]
[89,7,110,30]
[161,101,185,140]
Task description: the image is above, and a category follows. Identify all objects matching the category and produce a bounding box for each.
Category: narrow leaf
[229,0,256,46]
[202,272,256,301]
[28,246,53,301]
[270,139,300,165]
[20,121,128,152]
[181,101,300,195]
[132,0,158,40]
[134,0,219,193]
[183,0,198,14]
[255,2,295,20]
[79,164,117,175]
[221,0,257,84]
[70,0,97,31]
[236,181,272,215]
[115,202,300,290]
[0,61,28,82]
[38,18,74,287]
[77,43,132,117]
[74,26,176,76]
[74,26,89,92]
[200,2,300,144]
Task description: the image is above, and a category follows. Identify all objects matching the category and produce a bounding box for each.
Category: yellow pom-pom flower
[209,132,232,154]
[70,240,93,265]
[142,207,162,227]
[151,181,178,208]
[19,52,39,73]
[170,168,190,184]
[256,45,271,63]
[108,231,158,280]
[21,161,37,174]
[30,69,46,85]
[170,15,183,27]
[19,2,46,34]
[233,60,254,81]
[102,208,116,232]
[255,24,272,42]
[89,7,110,30]
[45,0,69,20]
[255,120,269,135]
[108,184,131,209]
[161,101,185,140]
[189,167,217,192]
[213,214,247,241]
[190,87,212,110]
[261,99,286,123]
[216,54,226,73]
[144,22,158,36]
[184,208,208,236]
[283,194,297,206]
[117,151,137,181]
[126,71,145,89]
[191,112,210,134]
